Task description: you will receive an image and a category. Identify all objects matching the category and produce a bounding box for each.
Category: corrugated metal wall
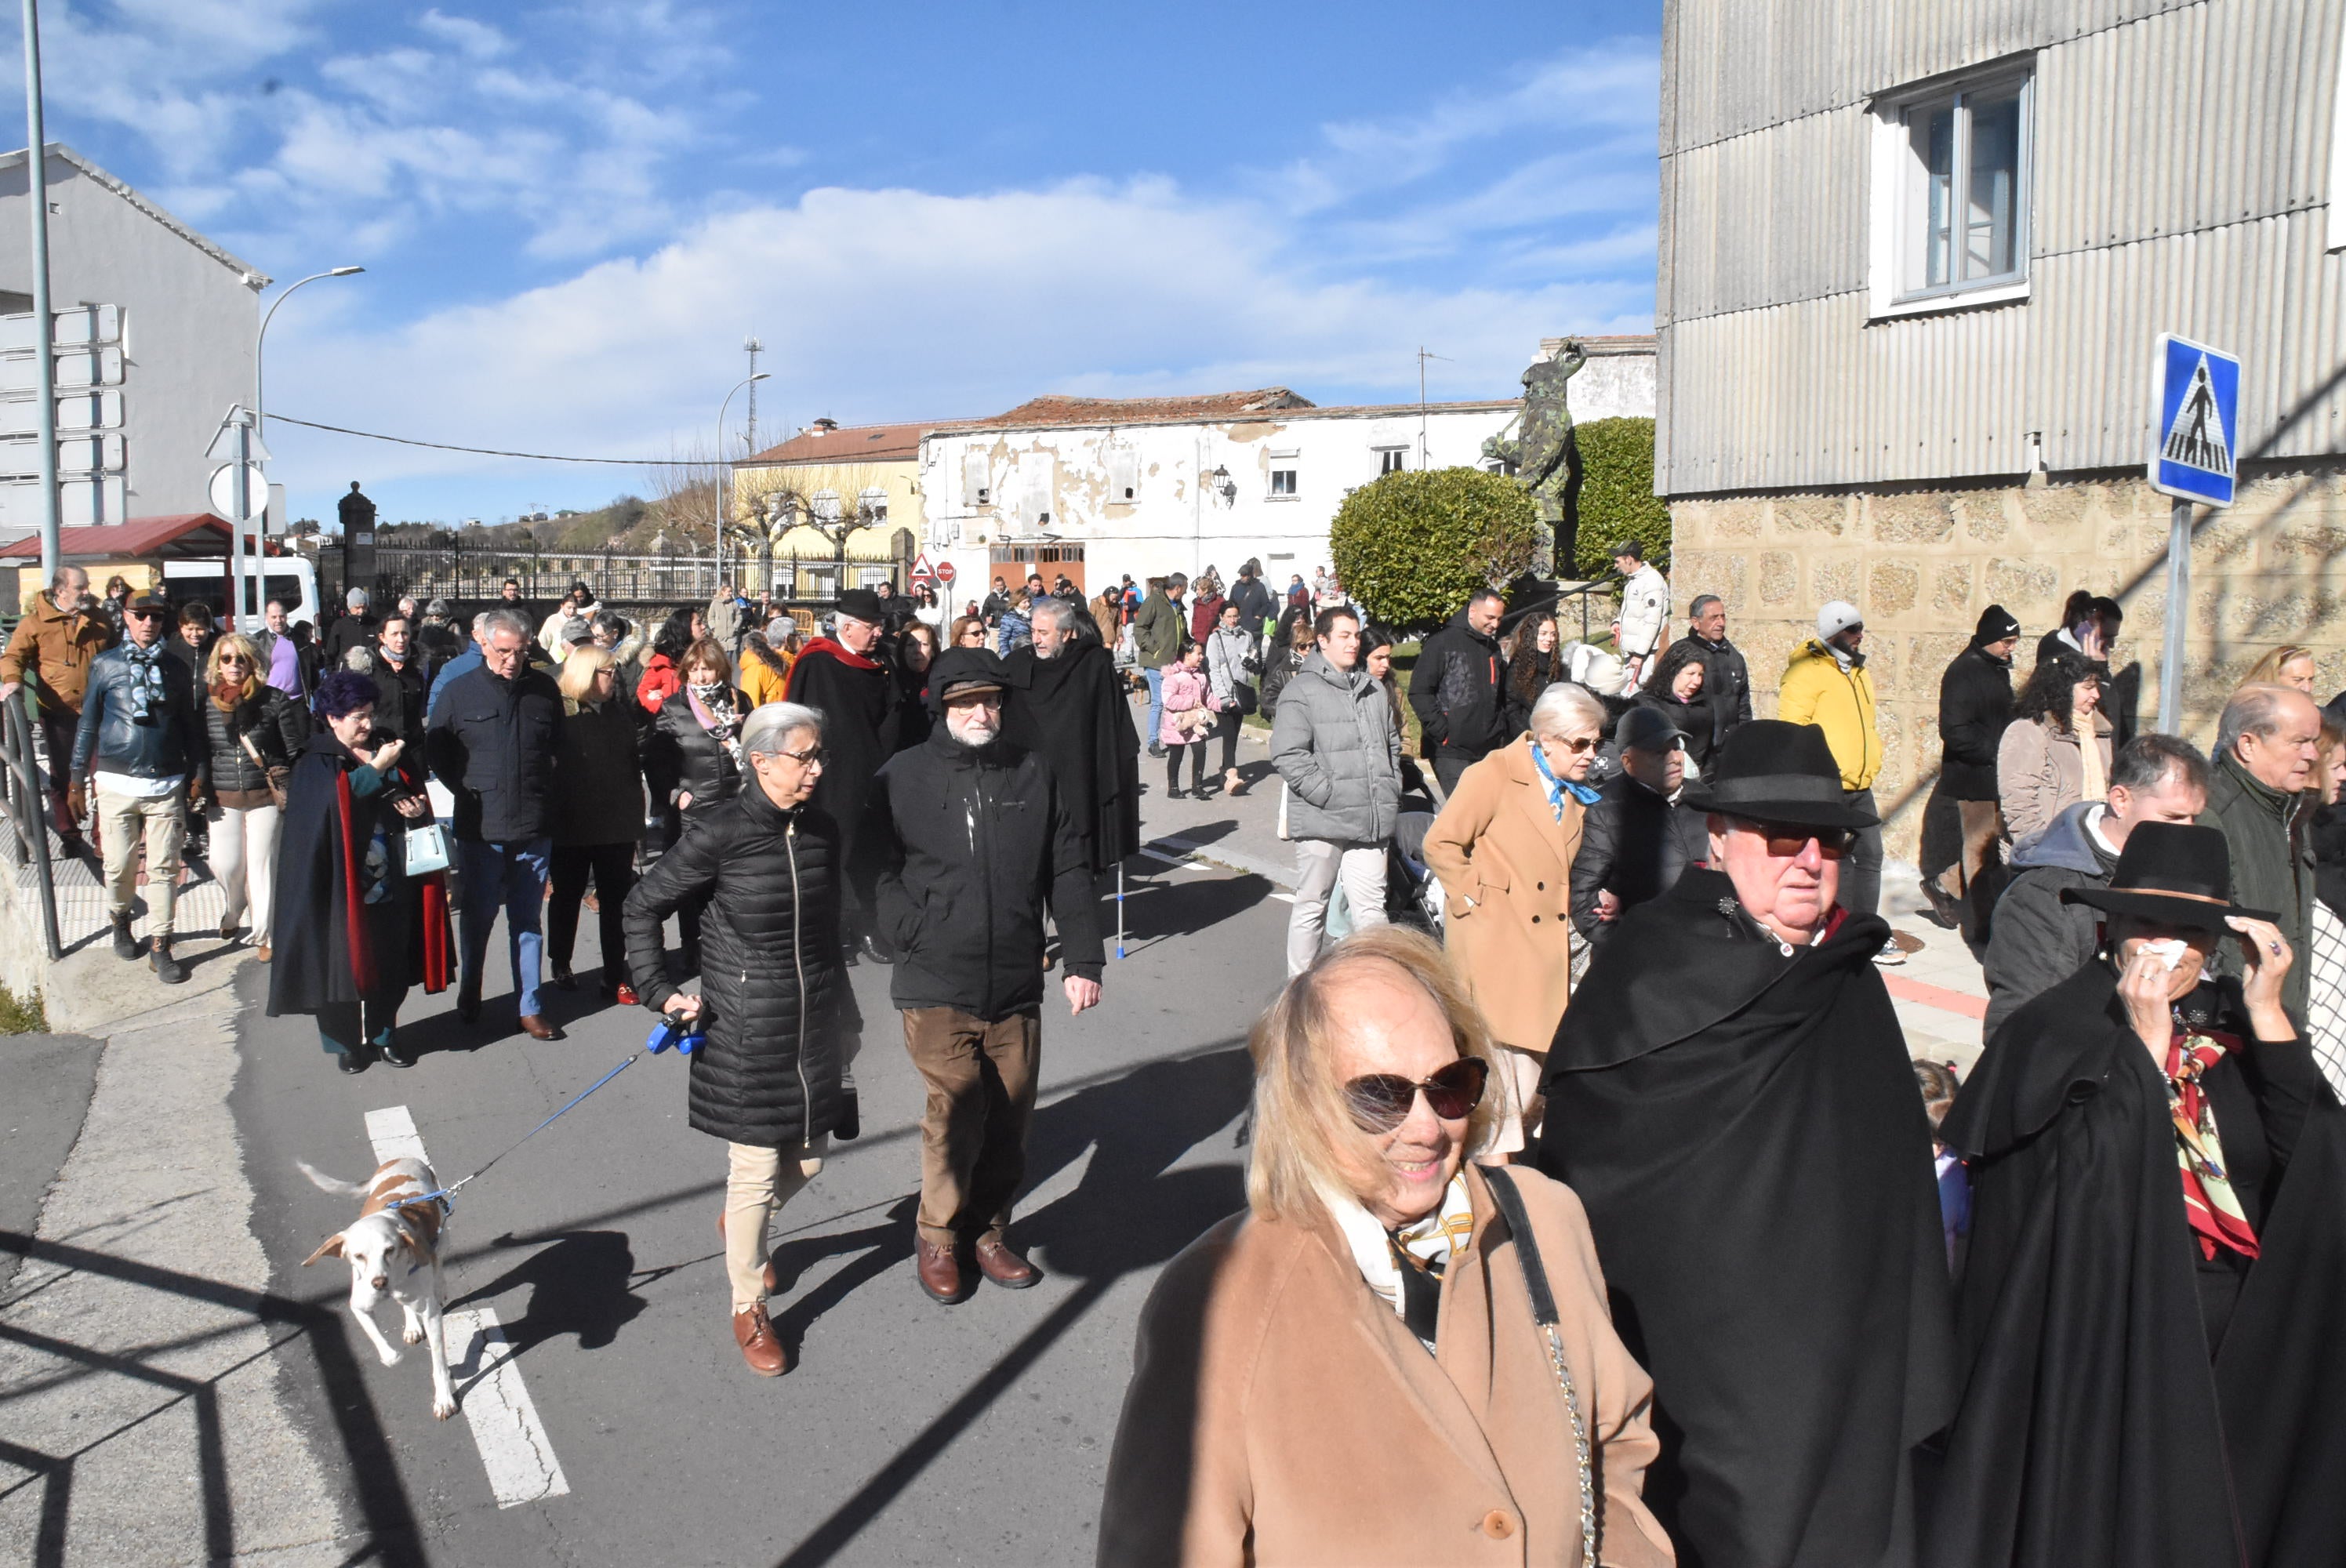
[1659,0,2346,495]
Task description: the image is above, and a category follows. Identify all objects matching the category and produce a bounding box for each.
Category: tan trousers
[1933,800,2005,900]
[1484,1044,1546,1157]
[724,1136,827,1312]
[902,1007,1040,1248]
[97,783,186,938]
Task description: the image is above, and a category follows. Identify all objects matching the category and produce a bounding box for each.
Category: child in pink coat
[1158,645,1218,797]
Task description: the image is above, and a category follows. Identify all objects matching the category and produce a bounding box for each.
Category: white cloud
[264,176,1648,499]
[416,8,508,58]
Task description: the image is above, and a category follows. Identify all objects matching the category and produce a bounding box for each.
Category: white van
[159,556,322,634]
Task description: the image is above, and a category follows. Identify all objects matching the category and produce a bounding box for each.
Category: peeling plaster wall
[920,405,1520,597]
[1673,462,2346,860]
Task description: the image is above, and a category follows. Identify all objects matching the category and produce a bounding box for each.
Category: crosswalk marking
[367,1103,571,1510]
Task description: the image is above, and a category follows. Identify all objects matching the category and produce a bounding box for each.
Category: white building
[0,143,267,538]
[917,388,1527,604]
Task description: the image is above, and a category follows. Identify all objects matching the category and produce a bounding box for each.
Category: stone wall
[1669,461,2346,859]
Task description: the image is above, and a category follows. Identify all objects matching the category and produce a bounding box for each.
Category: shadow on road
[452,1229,649,1356]
[1117,871,1270,946]
[770,1041,1254,1568]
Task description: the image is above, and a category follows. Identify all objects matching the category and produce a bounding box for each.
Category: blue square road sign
[2149,333,2239,508]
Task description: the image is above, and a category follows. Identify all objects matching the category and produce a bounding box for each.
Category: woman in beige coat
[1996,650,2111,844]
[1099,927,1672,1568]
[1421,681,1606,1153]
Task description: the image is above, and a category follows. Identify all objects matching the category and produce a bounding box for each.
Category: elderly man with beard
[999,596,1141,880]
[1537,719,1953,1568]
[865,648,1104,1306]
[786,588,902,960]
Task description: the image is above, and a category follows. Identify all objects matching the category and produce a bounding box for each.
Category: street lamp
[245,265,362,630]
[716,371,770,585]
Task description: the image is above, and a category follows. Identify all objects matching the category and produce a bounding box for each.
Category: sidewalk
[0,944,350,1565]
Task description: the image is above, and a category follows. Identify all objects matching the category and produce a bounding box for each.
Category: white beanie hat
[1817,600,1862,640]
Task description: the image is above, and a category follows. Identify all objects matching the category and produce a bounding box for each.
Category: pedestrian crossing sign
[2149,333,2240,507]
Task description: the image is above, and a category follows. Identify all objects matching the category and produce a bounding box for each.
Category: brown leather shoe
[716,1211,778,1294]
[915,1236,969,1305]
[518,1014,561,1040]
[732,1303,788,1377]
[256,943,272,963]
[974,1236,1040,1289]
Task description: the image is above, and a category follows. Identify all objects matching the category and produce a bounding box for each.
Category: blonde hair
[2245,644,2317,685]
[205,633,264,706]
[681,636,734,686]
[557,644,615,706]
[1244,926,1502,1225]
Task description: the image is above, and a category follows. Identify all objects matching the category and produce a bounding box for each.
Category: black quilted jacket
[621,786,860,1147]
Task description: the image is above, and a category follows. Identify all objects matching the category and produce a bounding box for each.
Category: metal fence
[322,541,907,619]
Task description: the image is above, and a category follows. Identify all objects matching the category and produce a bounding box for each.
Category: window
[1872,66,2032,315]
[810,488,841,523]
[1268,451,1299,499]
[858,485,888,524]
[1376,446,1407,476]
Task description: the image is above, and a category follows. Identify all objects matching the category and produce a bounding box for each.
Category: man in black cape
[999,595,1139,876]
[1930,821,2346,1568]
[785,588,901,955]
[1537,720,1954,1567]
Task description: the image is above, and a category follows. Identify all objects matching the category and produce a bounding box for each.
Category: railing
[321,540,907,617]
[0,688,63,961]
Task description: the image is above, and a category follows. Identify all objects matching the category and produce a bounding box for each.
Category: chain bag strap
[1480,1167,1598,1568]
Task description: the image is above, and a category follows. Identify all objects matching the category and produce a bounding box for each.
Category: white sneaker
[1872,938,1907,967]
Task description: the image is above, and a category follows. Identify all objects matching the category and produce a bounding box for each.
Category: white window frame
[1375,444,1408,476]
[1267,450,1300,501]
[2330,21,2346,251]
[1868,63,2034,319]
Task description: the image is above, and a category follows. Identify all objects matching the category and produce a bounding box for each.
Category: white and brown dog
[300,1156,459,1420]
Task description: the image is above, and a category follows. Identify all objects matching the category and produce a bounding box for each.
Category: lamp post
[247,265,362,630]
[715,372,769,590]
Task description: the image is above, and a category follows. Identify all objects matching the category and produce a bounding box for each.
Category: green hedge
[1329,467,1540,634]
[1571,416,1669,577]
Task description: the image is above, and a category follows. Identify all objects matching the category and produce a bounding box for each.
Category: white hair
[1029,597,1068,630]
[743,702,823,759]
[1528,681,1606,736]
[478,607,533,644]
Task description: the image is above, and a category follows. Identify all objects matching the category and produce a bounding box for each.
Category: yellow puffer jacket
[1777,640,1881,790]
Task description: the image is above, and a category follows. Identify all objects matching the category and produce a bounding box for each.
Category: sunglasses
[1343,1056,1490,1134]
[1542,734,1600,755]
[1733,818,1853,858]
[125,608,164,622]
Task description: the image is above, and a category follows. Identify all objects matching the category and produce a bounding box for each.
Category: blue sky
[12,1,1659,525]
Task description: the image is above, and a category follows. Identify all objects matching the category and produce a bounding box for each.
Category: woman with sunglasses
[196,633,308,958]
[1421,681,1607,1157]
[1099,925,1673,1568]
[1537,720,1954,1568]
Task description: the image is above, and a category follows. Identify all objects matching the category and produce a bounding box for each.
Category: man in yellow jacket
[1778,599,1901,964]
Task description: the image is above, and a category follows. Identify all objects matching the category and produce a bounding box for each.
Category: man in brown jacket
[1,565,111,840]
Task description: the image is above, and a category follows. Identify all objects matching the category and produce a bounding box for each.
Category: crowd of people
[10,546,2345,1565]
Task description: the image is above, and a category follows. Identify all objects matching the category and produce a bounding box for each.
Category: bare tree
[644,440,728,550]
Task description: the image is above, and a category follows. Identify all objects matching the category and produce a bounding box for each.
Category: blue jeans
[459,837,550,1016]
[1144,666,1165,746]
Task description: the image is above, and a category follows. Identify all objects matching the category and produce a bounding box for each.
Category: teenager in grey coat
[1269,607,1399,975]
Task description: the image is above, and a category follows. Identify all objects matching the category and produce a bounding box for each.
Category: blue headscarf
[1528,731,1600,820]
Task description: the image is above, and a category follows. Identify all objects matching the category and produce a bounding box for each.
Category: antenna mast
[1416,347,1451,467]
[743,335,764,455]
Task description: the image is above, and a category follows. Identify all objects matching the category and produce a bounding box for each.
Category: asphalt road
[231,817,1291,1566]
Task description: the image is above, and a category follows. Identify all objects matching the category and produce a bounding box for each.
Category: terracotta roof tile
[0,514,235,559]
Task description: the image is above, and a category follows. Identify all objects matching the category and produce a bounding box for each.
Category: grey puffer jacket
[1981,800,2119,1040]
[1269,652,1400,844]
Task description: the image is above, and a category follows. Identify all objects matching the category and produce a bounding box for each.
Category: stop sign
[935,561,957,586]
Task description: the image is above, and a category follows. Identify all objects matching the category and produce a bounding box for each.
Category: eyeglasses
[1343,1056,1490,1133]
[218,655,249,666]
[778,746,825,768]
[125,608,164,622]
[1540,733,1600,755]
[1732,818,1852,858]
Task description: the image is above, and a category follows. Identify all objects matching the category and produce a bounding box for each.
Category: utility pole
[1416,347,1449,470]
[743,336,764,456]
[21,0,57,581]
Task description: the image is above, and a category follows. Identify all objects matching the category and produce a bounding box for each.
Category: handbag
[237,730,290,810]
[1231,680,1259,717]
[1480,1167,1600,1568]
[402,821,452,877]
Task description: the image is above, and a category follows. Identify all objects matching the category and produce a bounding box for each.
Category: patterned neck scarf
[688,683,743,770]
[123,638,168,713]
[2164,1026,2261,1261]
[1529,732,1600,819]
[1325,1174,1475,1355]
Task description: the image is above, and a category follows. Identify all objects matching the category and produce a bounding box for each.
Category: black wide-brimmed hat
[2061,821,2278,931]
[1680,720,1879,830]
[834,587,884,625]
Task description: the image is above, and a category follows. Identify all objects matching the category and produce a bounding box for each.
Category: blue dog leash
[390,1018,703,1214]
